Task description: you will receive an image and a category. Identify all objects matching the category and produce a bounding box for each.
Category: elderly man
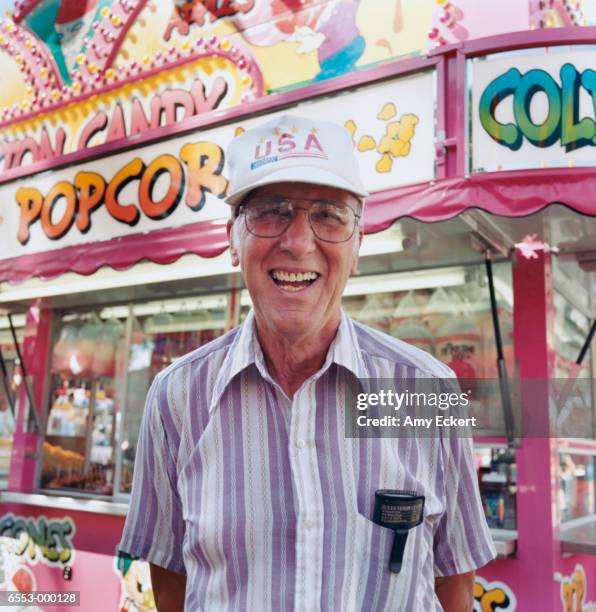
[119,115,495,611]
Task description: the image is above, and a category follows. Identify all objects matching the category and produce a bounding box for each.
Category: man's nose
[279,209,316,256]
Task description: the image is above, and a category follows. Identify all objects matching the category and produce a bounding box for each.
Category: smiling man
[119,115,495,611]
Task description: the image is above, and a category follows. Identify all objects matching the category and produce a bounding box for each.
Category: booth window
[559,452,596,522]
[343,262,515,434]
[43,313,125,495]
[41,297,229,498]
[0,316,22,489]
[553,257,596,524]
[553,283,595,439]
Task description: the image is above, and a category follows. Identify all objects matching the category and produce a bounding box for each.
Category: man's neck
[254,317,341,398]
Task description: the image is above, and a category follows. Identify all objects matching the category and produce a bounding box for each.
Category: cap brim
[225,166,369,206]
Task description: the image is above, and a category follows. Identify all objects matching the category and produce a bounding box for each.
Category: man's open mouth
[270,270,319,292]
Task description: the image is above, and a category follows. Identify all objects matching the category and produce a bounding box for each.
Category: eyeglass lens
[243,197,357,243]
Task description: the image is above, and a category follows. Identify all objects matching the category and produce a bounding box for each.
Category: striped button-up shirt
[119,310,496,611]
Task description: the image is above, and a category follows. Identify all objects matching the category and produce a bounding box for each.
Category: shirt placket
[289,380,324,612]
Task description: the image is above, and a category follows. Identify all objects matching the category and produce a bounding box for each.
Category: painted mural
[0,513,76,610]
[0,512,75,567]
[0,73,435,260]
[474,576,517,612]
[0,0,591,176]
[471,49,596,173]
[114,551,156,612]
[556,564,596,612]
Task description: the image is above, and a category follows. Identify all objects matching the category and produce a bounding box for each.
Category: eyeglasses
[238,196,361,243]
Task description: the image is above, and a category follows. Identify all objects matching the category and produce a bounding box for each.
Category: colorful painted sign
[0,537,41,611]
[0,56,253,172]
[114,551,156,612]
[471,49,596,172]
[556,564,596,612]
[0,512,75,566]
[0,71,434,260]
[4,0,578,167]
[474,576,517,611]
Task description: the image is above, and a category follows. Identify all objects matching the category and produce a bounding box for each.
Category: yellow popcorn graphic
[376,153,393,173]
[358,135,376,152]
[377,103,397,121]
[344,119,357,138]
[346,105,419,174]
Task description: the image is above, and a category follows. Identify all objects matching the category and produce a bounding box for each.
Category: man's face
[227,182,363,341]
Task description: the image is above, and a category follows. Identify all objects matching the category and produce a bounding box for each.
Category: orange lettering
[105,158,143,225]
[179,142,228,211]
[15,187,43,245]
[75,172,106,233]
[139,154,184,219]
[41,181,77,240]
[480,588,508,612]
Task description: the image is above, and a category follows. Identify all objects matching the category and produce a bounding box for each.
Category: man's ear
[350,228,363,275]
[227,218,240,267]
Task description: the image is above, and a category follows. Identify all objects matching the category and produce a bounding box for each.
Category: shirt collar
[329,310,368,379]
[210,309,368,415]
[210,309,258,413]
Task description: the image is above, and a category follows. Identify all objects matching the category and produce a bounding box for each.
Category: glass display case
[475,446,517,530]
[559,452,596,522]
[40,297,229,498]
[42,313,126,496]
[552,260,595,439]
[553,257,596,534]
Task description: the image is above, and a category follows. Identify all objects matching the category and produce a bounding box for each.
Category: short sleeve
[433,432,497,576]
[118,374,186,574]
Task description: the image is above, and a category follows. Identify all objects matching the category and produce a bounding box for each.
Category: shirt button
[296,439,306,449]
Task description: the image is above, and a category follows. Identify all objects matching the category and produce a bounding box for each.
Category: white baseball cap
[225,114,369,206]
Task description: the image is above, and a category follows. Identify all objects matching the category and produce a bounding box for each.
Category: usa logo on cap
[226,114,368,206]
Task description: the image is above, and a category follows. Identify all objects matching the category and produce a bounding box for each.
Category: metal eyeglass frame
[236,197,362,244]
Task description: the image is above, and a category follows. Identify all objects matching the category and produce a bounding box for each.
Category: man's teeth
[271,271,318,282]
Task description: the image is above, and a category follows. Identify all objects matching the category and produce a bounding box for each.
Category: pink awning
[0,167,593,284]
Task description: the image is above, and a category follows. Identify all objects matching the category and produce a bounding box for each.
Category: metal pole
[7,313,41,433]
[0,348,16,418]
[485,256,517,447]
[576,319,596,367]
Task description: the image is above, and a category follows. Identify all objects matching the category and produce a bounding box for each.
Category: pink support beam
[511,249,560,612]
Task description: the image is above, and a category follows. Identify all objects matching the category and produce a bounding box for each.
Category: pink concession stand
[0,1,594,610]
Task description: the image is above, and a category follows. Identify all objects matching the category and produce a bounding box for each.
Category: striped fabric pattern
[119,310,496,611]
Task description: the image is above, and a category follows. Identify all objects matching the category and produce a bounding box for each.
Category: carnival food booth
[0,0,594,610]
